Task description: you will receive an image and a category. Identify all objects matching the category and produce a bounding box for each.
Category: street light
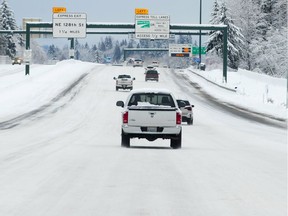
[199,0,202,63]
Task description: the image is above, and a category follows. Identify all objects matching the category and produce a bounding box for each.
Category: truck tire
[187,118,193,125]
[170,131,182,149]
[121,130,130,147]
[116,87,119,91]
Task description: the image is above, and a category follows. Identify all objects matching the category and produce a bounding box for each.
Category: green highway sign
[137,20,150,28]
[192,47,206,55]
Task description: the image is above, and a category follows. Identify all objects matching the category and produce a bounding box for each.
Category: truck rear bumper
[116,85,132,89]
[122,125,181,137]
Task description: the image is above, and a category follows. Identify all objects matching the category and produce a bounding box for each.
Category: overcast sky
[8,0,213,26]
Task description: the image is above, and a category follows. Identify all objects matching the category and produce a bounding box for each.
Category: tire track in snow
[0,73,88,130]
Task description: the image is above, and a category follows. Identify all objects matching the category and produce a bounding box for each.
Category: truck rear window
[128,93,175,107]
[118,75,131,79]
[146,70,158,74]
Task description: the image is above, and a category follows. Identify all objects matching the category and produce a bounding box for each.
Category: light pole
[199,0,202,64]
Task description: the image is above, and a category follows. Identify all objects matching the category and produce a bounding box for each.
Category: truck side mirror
[116,101,124,107]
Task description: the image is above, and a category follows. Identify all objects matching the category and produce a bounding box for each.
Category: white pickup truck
[113,74,135,91]
[116,88,183,149]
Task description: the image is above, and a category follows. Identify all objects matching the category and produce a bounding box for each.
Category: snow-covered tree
[0,0,19,58]
[104,36,113,50]
[113,42,121,63]
[177,35,193,44]
[47,44,61,59]
[206,1,245,69]
[225,0,287,77]
[31,40,47,64]
[90,44,102,63]
[98,40,106,52]
[206,0,222,56]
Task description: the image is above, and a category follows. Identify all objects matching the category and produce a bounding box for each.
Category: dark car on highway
[145,69,159,82]
[177,99,194,125]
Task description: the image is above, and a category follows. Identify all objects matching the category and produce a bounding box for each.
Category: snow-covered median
[0,60,100,122]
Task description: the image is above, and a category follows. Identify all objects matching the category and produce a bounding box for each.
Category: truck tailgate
[128,107,177,127]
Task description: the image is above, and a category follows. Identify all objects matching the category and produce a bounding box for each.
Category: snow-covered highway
[0,61,286,216]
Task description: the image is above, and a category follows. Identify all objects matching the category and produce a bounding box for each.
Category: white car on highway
[113,74,135,91]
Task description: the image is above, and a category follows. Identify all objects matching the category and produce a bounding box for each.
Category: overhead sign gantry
[20,8,228,82]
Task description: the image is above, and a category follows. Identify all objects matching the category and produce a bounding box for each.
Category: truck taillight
[176,112,182,124]
[123,111,128,124]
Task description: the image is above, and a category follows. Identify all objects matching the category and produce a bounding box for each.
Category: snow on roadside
[185,67,287,120]
[0,60,100,122]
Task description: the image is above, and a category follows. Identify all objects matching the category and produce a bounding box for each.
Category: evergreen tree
[206,1,244,69]
[210,0,220,25]
[206,0,222,55]
[227,0,287,76]
[113,42,121,63]
[272,0,287,29]
[98,40,106,51]
[74,39,81,60]
[255,0,274,39]
[104,36,113,50]
[230,0,259,70]
[0,0,18,58]
[177,35,193,44]
[120,39,127,46]
[47,45,60,59]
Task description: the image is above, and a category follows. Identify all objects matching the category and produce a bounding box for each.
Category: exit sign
[53,13,87,38]
[192,47,206,55]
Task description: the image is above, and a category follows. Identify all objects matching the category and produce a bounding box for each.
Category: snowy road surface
[0,64,286,216]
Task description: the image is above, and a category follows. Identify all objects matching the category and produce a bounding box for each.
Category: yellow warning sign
[135,8,149,15]
[53,7,66,13]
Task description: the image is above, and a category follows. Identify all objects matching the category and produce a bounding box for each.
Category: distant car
[152,61,159,67]
[145,69,159,82]
[177,99,194,125]
[12,57,22,65]
[113,74,135,91]
[133,59,143,67]
[199,63,206,71]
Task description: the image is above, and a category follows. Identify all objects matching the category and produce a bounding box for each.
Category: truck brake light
[176,112,182,124]
[123,111,128,124]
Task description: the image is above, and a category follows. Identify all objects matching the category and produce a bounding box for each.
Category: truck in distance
[113,74,135,91]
